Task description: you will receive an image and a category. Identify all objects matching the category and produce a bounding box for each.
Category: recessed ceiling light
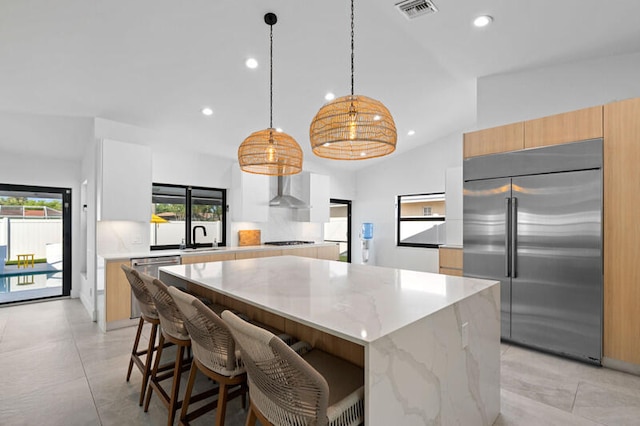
[245,58,258,69]
[201,107,213,116]
[275,128,283,132]
[407,130,416,136]
[473,15,493,28]
[373,115,381,121]
[325,92,335,101]
[323,143,330,147]
[360,152,366,157]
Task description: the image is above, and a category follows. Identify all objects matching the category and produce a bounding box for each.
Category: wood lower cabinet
[181,252,236,264]
[438,247,463,277]
[235,249,283,260]
[317,244,340,260]
[463,122,524,158]
[603,97,640,365]
[524,105,603,148]
[105,260,131,323]
[285,246,317,259]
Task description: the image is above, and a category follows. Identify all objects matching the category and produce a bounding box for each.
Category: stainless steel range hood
[269,175,309,209]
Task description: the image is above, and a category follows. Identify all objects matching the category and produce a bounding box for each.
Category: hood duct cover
[269,175,310,209]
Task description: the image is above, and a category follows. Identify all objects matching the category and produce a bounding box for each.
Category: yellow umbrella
[151,214,168,223]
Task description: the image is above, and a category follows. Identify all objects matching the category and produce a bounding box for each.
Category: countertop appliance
[263,240,314,246]
[463,139,603,364]
[130,255,181,318]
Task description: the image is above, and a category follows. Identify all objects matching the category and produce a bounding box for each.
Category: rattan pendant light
[310,0,397,160]
[238,13,303,175]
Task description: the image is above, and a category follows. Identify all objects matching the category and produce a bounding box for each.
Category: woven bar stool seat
[222,310,365,426]
[142,275,229,426]
[168,286,248,426]
[121,265,172,406]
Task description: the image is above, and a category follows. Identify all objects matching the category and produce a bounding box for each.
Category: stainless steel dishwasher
[130,255,181,318]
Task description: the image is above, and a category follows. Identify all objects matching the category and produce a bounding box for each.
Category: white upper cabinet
[97,139,152,222]
[294,172,330,223]
[230,163,269,222]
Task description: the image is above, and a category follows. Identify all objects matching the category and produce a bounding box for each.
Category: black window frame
[396,192,445,249]
[150,183,227,251]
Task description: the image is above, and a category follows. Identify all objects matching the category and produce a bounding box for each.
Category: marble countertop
[98,242,338,261]
[160,255,498,345]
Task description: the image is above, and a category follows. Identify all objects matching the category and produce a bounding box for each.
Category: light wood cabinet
[438,247,463,276]
[235,249,283,260]
[603,97,640,365]
[524,105,603,148]
[464,98,640,367]
[285,246,318,259]
[105,260,131,323]
[181,252,236,265]
[463,122,524,158]
[316,244,340,261]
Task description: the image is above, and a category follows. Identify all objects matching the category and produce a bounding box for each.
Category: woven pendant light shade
[309,0,397,161]
[238,128,303,175]
[310,94,397,160]
[238,12,303,176]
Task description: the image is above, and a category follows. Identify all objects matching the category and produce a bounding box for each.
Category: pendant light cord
[351,0,355,96]
[270,22,274,129]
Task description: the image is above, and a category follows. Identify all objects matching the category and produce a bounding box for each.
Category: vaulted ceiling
[1,0,639,168]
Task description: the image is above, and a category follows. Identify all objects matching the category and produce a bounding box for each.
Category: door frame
[328,198,352,263]
[0,183,72,303]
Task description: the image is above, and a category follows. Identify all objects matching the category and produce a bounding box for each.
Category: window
[151,184,226,250]
[397,193,445,248]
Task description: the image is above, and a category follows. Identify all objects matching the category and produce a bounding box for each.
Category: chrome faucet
[192,226,207,247]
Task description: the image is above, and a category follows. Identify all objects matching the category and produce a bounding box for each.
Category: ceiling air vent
[395,0,438,20]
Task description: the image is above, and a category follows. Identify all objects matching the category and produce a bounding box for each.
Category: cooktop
[264,241,315,246]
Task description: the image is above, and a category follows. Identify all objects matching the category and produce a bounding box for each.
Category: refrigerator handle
[505,197,511,277]
[511,197,518,278]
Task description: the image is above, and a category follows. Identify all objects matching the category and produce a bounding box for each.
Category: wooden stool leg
[245,406,257,426]
[144,333,165,412]
[167,344,185,426]
[140,322,158,406]
[179,362,199,423]
[127,317,144,382]
[215,382,229,426]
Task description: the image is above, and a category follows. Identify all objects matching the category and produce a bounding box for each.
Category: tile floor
[1,298,639,425]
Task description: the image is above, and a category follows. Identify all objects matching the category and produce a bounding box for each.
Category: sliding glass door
[0,184,71,304]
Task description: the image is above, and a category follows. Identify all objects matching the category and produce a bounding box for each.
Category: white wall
[477,51,640,128]
[353,133,462,272]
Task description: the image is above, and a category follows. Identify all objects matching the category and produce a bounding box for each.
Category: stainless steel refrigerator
[463,139,603,364]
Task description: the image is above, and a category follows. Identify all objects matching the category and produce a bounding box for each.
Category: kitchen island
[160,256,500,425]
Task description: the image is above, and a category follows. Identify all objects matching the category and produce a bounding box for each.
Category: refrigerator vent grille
[395,0,438,20]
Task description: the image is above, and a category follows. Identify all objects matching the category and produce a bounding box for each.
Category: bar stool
[142,276,222,426]
[121,265,167,406]
[168,286,248,426]
[222,310,365,426]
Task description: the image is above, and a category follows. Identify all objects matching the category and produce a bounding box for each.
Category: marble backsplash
[96,221,149,254]
[97,207,322,254]
[231,207,323,246]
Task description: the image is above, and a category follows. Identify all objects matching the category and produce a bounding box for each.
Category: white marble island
[160,255,500,425]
